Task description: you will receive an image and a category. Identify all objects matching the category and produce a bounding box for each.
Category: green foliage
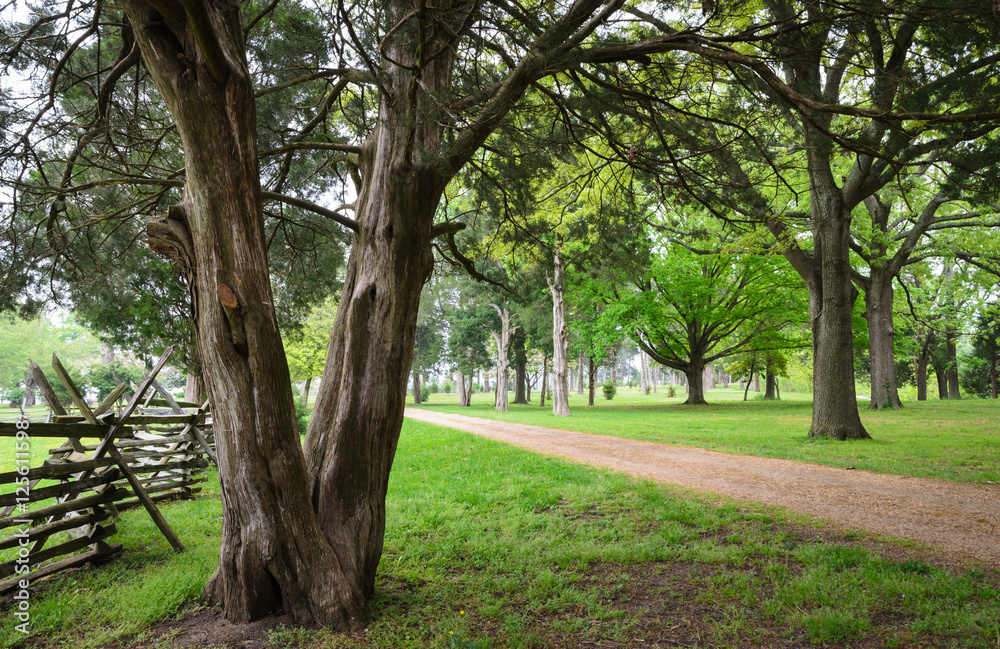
[80,362,146,401]
[295,400,311,435]
[960,303,1000,398]
[602,380,616,400]
[283,297,337,385]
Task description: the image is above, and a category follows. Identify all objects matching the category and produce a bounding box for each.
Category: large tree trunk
[129,1,364,626]
[549,251,571,417]
[457,369,467,406]
[684,363,707,405]
[764,371,777,400]
[782,173,870,439]
[865,272,903,409]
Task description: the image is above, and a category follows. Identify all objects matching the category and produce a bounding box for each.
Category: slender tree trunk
[704,365,716,391]
[743,373,753,401]
[549,252,571,417]
[302,376,313,407]
[130,1,364,626]
[915,334,933,401]
[412,371,422,405]
[512,330,528,404]
[577,355,586,394]
[540,355,548,408]
[865,272,903,409]
[457,369,466,406]
[946,332,961,399]
[588,356,597,406]
[490,305,516,412]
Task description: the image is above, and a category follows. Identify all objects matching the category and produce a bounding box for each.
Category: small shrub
[442,380,454,394]
[644,385,651,395]
[428,381,439,394]
[295,400,310,435]
[668,385,677,397]
[602,380,616,400]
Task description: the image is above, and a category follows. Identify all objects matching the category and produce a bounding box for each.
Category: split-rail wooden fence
[0,347,216,597]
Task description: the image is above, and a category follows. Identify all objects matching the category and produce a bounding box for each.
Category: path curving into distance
[404,408,1000,566]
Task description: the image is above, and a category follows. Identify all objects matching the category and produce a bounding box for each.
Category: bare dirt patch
[405,409,1000,568]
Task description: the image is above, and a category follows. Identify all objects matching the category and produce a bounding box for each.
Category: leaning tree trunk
[302,376,313,407]
[865,271,903,409]
[129,0,364,626]
[548,251,571,416]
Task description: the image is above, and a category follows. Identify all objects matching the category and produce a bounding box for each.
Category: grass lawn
[412,387,1000,484]
[2,419,998,648]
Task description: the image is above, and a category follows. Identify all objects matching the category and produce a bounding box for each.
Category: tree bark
[946,332,961,399]
[577,354,586,394]
[588,356,597,406]
[685,363,707,405]
[764,371,777,400]
[864,272,903,409]
[412,371,422,405]
[302,376,313,407]
[128,0,365,626]
[490,304,516,412]
[548,251,571,417]
[512,329,528,404]
[457,369,467,406]
[540,355,548,408]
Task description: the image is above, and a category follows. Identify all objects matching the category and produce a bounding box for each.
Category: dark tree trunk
[779,183,869,439]
[588,356,597,406]
[685,363,707,405]
[540,355,548,408]
[129,0,364,626]
[865,272,903,409]
[915,334,933,401]
[512,330,528,404]
[764,371,777,400]
[302,376,313,407]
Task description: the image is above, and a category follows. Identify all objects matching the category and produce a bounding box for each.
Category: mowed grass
[3,420,999,648]
[413,387,1000,484]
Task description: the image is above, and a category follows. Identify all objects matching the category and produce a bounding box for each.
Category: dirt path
[405,408,1000,566]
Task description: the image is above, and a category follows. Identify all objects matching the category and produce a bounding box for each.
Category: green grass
[413,387,1000,484]
[3,421,999,648]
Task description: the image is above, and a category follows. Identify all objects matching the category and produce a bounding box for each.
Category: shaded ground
[405,408,1000,567]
